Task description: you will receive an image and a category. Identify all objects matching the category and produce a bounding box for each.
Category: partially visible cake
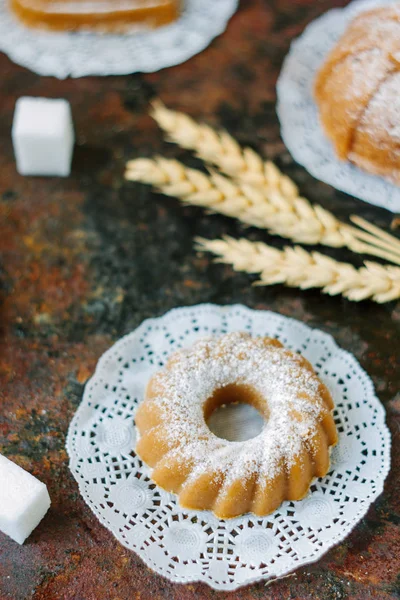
[10,0,181,32]
[314,6,400,184]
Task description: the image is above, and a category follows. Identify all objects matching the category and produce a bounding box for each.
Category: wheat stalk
[125,157,327,239]
[147,101,400,265]
[195,236,400,303]
[150,100,296,194]
[125,157,400,265]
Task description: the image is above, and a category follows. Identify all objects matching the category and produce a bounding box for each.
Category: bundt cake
[135,332,338,519]
[10,0,180,32]
[314,6,400,184]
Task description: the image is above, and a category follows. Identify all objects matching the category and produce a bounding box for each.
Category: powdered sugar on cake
[359,72,400,142]
[144,332,332,486]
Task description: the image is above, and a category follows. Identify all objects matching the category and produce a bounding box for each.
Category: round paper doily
[0,0,238,79]
[66,304,391,591]
[277,0,400,213]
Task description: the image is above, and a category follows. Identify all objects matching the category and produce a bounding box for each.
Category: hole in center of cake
[204,384,267,442]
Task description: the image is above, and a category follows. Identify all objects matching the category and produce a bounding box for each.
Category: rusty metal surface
[0,1,399,598]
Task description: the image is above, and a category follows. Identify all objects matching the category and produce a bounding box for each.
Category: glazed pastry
[314,6,400,184]
[10,0,181,32]
[135,332,338,519]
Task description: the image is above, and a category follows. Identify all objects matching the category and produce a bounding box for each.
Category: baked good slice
[10,0,181,31]
[314,5,400,183]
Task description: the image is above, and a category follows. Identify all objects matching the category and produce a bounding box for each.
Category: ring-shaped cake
[135,332,338,518]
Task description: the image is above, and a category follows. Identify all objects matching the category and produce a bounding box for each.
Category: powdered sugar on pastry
[135,332,338,518]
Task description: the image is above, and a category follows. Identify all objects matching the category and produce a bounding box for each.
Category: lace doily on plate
[66,304,391,591]
[276,0,400,213]
[0,0,238,78]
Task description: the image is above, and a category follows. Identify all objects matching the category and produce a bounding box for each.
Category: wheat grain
[150,100,298,195]
[195,236,400,303]
[125,156,400,265]
[147,102,400,265]
[125,157,347,241]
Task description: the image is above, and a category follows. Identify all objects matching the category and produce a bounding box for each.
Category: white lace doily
[66,304,391,590]
[277,0,400,213]
[0,0,238,78]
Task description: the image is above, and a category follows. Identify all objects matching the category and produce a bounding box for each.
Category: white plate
[277,0,400,213]
[66,304,391,590]
[0,0,238,78]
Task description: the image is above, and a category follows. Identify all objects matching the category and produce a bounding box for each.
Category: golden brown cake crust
[314,5,400,183]
[135,332,338,519]
[10,0,180,32]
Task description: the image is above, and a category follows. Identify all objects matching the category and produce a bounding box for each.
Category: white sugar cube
[12,97,74,177]
[0,454,51,544]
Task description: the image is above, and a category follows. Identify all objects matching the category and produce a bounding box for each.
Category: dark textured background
[1,1,399,598]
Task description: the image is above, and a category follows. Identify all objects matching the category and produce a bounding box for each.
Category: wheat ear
[195,236,400,303]
[125,157,400,265]
[147,101,400,265]
[125,157,330,239]
[150,100,295,193]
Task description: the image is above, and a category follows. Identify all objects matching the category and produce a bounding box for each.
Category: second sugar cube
[0,454,51,544]
[12,97,74,177]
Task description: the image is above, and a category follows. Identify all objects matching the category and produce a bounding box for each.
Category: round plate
[67,304,391,590]
[277,0,400,213]
[0,0,238,78]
